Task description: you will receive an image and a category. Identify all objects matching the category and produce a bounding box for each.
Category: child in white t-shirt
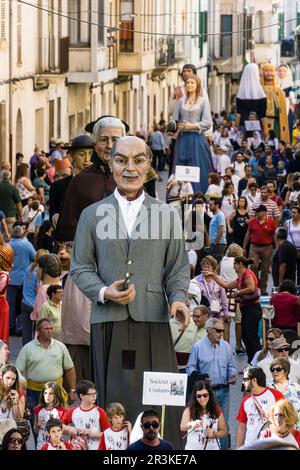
[62,380,110,450]
[99,402,131,450]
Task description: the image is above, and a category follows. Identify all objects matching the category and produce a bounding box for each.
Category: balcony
[155,37,175,67]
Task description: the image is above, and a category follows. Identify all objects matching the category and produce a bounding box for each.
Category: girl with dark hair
[180,380,227,450]
[33,381,67,450]
[36,220,54,253]
[15,164,36,207]
[1,428,27,450]
[202,257,262,364]
[0,364,25,421]
[227,196,249,248]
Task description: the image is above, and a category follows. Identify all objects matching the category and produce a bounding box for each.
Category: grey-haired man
[55,116,126,241]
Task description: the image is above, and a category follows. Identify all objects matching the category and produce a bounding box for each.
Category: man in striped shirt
[249,186,281,225]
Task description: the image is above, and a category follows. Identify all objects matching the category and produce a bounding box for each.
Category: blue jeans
[7,284,23,332]
[214,387,230,450]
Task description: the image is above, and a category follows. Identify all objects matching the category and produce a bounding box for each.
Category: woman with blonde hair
[21,249,49,345]
[251,327,282,366]
[172,75,213,193]
[260,399,300,447]
[218,244,244,347]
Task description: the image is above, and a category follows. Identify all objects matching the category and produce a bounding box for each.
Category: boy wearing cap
[216,146,231,177]
[243,204,276,295]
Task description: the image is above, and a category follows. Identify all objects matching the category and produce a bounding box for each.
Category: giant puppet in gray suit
[70,136,190,447]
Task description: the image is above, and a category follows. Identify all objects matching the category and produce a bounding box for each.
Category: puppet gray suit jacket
[70,193,189,325]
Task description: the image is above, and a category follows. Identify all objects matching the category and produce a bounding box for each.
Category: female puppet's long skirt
[91,319,184,450]
[173,131,213,193]
[0,297,9,344]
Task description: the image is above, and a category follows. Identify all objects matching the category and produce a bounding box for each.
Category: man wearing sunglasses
[127,410,174,451]
[186,318,236,449]
[257,337,300,385]
[236,366,284,448]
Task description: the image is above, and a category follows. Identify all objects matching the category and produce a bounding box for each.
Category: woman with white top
[180,380,227,450]
[218,244,244,348]
[15,164,36,207]
[285,206,300,284]
[221,182,236,220]
[206,173,222,198]
[251,327,282,366]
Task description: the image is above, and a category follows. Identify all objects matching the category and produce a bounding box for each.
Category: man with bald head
[70,136,190,448]
[55,116,126,241]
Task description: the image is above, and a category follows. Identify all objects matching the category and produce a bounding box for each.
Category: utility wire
[16,0,300,38]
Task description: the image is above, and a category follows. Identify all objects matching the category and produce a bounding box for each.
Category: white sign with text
[142,372,187,407]
[175,165,200,183]
[244,120,261,131]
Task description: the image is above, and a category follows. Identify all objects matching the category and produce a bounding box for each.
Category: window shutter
[1,0,6,41]
[17,2,22,64]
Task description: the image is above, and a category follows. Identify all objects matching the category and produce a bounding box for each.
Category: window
[57,98,61,138]
[49,100,55,140]
[70,0,90,46]
[1,0,6,41]
[199,11,208,58]
[120,0,134,52]
[98,0,104,44]
[278,13,285,41]
[17,3,22,65]
[220,15,232,58]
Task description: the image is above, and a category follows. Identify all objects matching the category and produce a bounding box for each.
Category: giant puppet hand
[104,280,136,305]
[170,301,190,331]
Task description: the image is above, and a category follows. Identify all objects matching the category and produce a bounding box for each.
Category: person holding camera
[186,318,236,450]
[0,364,25,421]
[180,380,227,450]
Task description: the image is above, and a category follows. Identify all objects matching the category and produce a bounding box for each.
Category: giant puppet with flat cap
[49,135,94,221]
[260,63,290,143]
[55,116,128,241]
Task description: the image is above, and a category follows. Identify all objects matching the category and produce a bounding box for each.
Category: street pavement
[9,171,248,450]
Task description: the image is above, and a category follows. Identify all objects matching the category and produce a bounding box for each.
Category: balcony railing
[155,36,175,67]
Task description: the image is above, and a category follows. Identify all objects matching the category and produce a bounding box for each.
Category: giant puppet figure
[276,64,296,141]
[260,63,290,143]
[70,135,190,448]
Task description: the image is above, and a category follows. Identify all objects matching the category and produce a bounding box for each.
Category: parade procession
[2,0,300,458]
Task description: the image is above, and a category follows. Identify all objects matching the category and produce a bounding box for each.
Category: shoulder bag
[234,272,259,304]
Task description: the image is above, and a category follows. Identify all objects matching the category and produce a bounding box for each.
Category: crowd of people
[1,60,300,452]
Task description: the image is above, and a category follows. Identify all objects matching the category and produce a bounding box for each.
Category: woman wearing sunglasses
[251,328,282,366]
[180,380,227,450]
[260,399,300,448]
[1,428,27,450]
[267,357,300,428]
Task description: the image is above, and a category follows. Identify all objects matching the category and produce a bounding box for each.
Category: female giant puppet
[276,64,296,141]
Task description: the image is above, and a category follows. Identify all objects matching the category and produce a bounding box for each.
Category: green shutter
[297,12,300,27]
[199,12,203,58]
[204,11,208,42]
[278,13,284,40]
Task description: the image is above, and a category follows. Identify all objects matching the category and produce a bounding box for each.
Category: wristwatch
[70,389,76,393]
